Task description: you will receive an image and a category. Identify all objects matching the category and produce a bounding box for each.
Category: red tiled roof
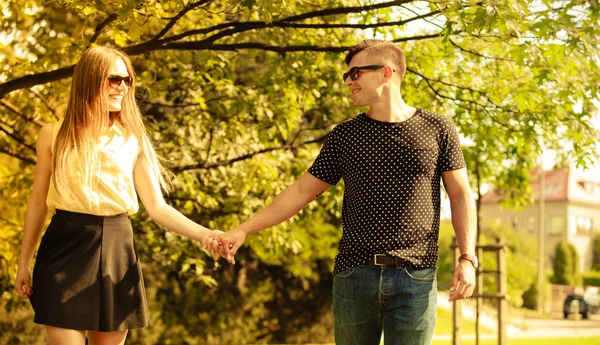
[480,168,600,205]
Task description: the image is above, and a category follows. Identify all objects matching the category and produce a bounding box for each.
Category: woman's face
[105,58,131,112]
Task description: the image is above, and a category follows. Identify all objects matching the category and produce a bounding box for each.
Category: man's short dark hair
[345,39,406,82]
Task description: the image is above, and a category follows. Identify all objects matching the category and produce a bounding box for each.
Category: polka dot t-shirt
[308,109,466,274]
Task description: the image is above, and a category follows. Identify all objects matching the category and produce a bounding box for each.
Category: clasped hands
[204,228,247,264]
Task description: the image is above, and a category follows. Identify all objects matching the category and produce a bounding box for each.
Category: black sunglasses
[343,65,395,81]
[107,75,133,89]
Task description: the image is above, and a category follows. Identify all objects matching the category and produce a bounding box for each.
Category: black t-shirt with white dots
[308,109,466,274]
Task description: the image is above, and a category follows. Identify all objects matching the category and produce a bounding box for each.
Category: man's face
[344,51,385,107]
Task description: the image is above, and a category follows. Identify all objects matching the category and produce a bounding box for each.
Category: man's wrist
[459,253,478,269]
[236,226,251,236]
[237,221,258,235]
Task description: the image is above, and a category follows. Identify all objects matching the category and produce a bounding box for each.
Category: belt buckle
[374,254,386,266]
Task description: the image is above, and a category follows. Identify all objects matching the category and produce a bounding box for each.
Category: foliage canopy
[1,0,599,343]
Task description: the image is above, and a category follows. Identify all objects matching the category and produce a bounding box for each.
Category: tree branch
[162,31,448,53]
[283,0,410,22]
[416,74,518,132]
[30,89,59,121]
[0,65,75,99]
[0,2,442,97]
[140,96,226,108]
[0,147,35,165]
[157,22,238,45]
[160,42,349,53]
[152,0,214,41]
[141,101,201,108]
[160,1,419,45]
[89,13,119,44]
[407,66,505,110]
[0,122,36,152]
[200,8,440,45]
[172,134,328,172]
[449,38,515,62]
[202,126,214,167]
[0,99,44,127]
[393,32,446,42]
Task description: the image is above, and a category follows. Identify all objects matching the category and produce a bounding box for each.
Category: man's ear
[383,65,395,81]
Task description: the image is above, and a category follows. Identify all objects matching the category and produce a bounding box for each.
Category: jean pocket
[334,266,357,280]
[404,267,436,282]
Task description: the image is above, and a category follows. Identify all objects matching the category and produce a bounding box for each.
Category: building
[480,168,600,272]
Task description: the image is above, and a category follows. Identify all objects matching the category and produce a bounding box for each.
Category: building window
[578,181,593,193]
[576,217,593,234]
[511,216,519,230]
[544,184,560,197]
[527,216,536,233]
[548,216,565,236]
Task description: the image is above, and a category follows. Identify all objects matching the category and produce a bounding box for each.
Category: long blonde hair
[52,46,170,201]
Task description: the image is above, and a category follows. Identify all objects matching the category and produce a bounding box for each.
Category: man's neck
[365,95,416,123]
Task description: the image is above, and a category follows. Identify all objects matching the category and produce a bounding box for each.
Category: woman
[14,46,216,345]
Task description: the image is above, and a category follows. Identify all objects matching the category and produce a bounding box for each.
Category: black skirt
[30,209,148,331]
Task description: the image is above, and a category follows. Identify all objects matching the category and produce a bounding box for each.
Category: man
[210,39,476,345]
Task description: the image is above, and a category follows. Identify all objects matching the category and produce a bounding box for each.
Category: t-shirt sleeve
[307,127,343,185]
[439,118,466,172]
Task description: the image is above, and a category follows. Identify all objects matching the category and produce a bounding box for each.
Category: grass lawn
[259,306,597,344]
[434,307,495,335]
[267,336,600,345]
[432,337,600,345]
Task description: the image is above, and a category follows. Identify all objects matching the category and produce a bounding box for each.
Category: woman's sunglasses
[343,65,395,81]
[107,75,133,89]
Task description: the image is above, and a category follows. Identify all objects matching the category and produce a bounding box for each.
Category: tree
[551,240,581,286]
[522,283,538,310]
[592,234,600,271]
[1,0,599,343]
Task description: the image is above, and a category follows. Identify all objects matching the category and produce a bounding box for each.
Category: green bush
[592,235,600,271]
[551,240,581,286]
[0,302,45,345]
[522,284,538,310]
[583,271,600,287]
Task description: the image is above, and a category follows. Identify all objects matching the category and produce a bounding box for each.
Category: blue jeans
[333,263,437,345]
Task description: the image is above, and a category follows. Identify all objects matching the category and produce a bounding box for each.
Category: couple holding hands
[16,39,476,345]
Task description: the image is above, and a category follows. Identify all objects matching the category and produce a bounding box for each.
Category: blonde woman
[14,46,217,345]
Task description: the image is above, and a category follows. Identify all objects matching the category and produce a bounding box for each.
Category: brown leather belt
[372,254,407,267]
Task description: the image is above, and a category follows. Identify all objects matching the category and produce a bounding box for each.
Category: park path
[434,292,600,340]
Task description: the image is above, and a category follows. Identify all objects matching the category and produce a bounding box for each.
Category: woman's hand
[15,265,33,299]
[205,228,247,265]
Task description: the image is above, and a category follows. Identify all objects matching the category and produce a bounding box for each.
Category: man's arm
[212,172,332,263]
[442,167,477,301]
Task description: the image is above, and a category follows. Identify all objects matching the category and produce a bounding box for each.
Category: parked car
[563,294,589,319]
[585,293,600,314]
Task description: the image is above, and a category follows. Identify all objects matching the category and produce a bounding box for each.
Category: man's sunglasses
[343,65,395,81]
[107,75,133,89]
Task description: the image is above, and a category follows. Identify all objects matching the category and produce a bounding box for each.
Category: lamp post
[537,162,545,314]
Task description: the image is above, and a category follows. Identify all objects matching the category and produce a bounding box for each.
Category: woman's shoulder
[39,122,55,139]
[35,122,56,153]
[39,119,65,150]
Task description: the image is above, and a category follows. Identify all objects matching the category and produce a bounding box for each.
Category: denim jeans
[333,263,437,345]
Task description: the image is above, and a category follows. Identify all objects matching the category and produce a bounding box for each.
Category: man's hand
[448,261,476,302]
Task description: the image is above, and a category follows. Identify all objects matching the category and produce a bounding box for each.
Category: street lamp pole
[537,161,546,314]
